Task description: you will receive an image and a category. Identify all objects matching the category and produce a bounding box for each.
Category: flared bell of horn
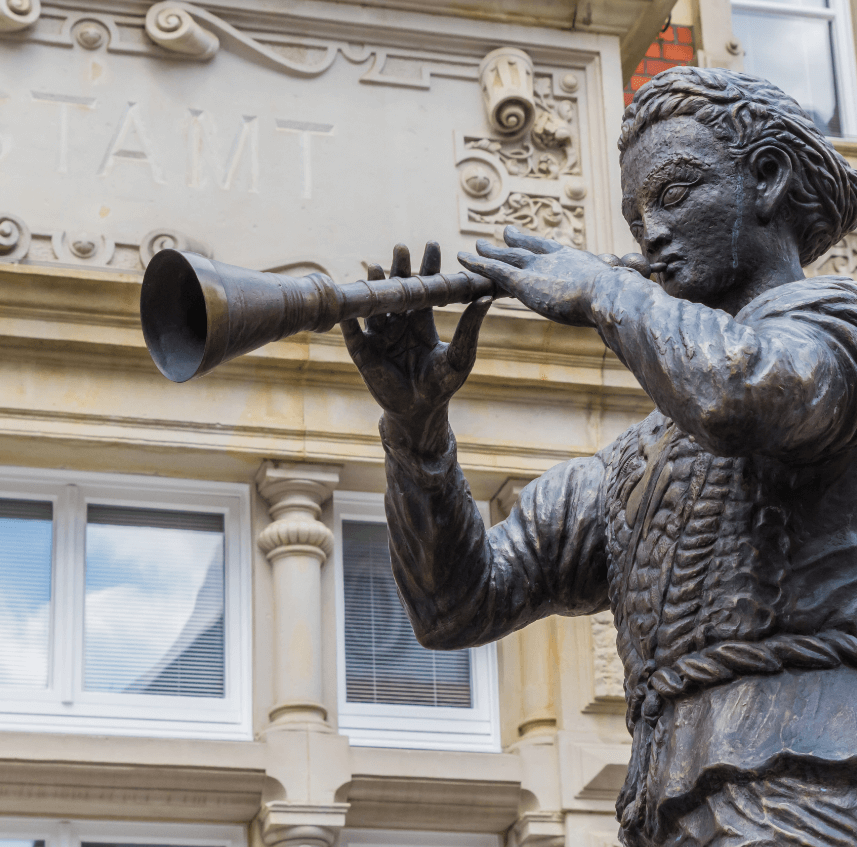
[141,249,498,383]
[142,250,292,382]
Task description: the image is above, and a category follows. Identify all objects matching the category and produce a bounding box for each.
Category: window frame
[332,491,500,752]
[730,0,857,137]
[0,465,252,740]
[0,816,247,847]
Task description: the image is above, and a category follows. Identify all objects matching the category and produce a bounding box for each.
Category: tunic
[380,275,857,845]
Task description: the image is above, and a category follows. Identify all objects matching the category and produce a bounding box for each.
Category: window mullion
[53,484,83,707]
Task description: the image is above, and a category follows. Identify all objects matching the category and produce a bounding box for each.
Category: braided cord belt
[618,628,857,846]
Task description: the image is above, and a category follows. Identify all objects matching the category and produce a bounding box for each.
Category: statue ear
[748,145,793,224]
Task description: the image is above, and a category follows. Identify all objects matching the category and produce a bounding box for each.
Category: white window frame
[337,830,500,847]
[333,491,500,752]
[0,465,252,740]
[0,816,246,847]
[731,0,857,137]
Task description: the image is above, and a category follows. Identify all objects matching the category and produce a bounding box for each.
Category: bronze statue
[341,68,857,846]
[140,66,857,846]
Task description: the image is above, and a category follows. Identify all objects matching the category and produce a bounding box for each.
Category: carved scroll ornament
[145,2,218,59]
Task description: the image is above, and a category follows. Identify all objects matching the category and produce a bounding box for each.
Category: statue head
[617,66,857,309]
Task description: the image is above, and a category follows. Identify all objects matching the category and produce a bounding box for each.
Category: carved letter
[187,110,259,192]
[31,91,96,174]
[97,102,164,183]
[275,119,334,200]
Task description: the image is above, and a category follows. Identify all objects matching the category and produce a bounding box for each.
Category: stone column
[494,477,558,740]
[256,461,340,729]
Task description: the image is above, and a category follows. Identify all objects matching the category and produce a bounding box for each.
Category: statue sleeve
[381,419,610,650]
[589,274,857,463]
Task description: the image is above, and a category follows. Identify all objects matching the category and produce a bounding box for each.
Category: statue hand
[457,226,622,327]
[341,241,492,453]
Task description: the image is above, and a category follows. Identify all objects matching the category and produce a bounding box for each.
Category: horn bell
[140,249,292,383]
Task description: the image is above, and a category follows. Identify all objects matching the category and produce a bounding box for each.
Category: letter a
[97,102,164,183]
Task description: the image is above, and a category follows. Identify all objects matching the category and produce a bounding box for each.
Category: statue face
[621,116,758,308]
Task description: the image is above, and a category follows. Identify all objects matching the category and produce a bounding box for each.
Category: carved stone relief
[589,611,625,704]
[0,215,213,271]
[456,74,587,255]
[3,2,480,90]
[808,232,857,279]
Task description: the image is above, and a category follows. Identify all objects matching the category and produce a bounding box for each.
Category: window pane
[84,505,225,697]
[0,499,52,688]
[0,840,46,847]
[343,521,472,708]
[733,10,841,135]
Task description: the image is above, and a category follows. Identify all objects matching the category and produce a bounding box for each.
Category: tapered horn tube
[140,249,500,383]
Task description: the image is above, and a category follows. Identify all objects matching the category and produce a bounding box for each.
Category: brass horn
[140,249,501,383]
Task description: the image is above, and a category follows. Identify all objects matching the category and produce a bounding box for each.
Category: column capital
[256,461,340,565]
[259,803,349,847]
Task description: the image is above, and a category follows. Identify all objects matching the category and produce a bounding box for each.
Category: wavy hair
[619,66,857,265]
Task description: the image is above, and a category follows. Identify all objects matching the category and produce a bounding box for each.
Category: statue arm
[381,417,610,650]
[588,275,857,461]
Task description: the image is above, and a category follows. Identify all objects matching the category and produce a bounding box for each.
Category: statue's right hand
[341,241,492,453]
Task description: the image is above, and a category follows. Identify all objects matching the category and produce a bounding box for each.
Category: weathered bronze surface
[140,248,502,382]
[341,68,857,845]
[140,66,857,845]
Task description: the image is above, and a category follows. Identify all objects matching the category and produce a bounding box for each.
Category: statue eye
[660,183,692,207]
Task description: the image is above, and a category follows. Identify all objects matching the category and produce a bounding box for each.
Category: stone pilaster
[494,477,558,740]
[256,461,340,729]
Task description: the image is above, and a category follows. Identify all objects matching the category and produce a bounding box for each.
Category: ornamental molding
[0,759,266,821]
[587,610,625,710]
[456,72,588,262]
[0,215,213,270]
[259,803,350,847]
[6,2,599,89]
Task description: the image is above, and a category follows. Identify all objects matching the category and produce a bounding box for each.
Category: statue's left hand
[458,225,619,327]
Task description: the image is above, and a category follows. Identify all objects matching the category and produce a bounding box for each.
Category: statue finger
[341,318,368,363]
[475,239,533,269]
[390,243,412,279]
[597,253,623,268]
[457,251,524,294]
[503,225,563,254]
[419,241,441,276]
[366,262,386,281]
[447,296,492,373]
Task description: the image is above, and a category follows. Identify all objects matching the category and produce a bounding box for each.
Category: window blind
[342,520,472,707]
[84,505,225,698]
[0,498,53,688]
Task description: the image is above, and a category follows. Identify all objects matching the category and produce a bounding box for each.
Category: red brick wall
[624,26,695,107]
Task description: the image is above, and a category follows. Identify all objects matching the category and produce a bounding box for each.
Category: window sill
[344,745,522,832]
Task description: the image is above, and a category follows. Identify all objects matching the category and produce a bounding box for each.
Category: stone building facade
[0,2,854,847]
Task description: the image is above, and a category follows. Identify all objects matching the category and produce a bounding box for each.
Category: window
[0,466,251,739]
[0,817,245,847]
[333,492,500,752]
[731,0,857,136]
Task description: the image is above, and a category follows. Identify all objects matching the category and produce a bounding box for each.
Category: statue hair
[618,66,857,266]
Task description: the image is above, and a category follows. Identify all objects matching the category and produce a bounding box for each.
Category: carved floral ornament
[458,67,588,252]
